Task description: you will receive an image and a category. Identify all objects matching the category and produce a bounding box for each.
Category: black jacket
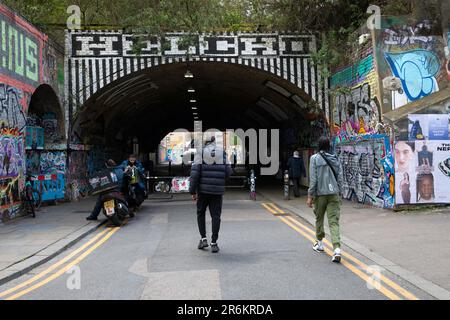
[189,142,232,195]
[287,156,306,178]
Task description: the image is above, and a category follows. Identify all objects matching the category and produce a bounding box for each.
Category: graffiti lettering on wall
[0,83,27,133]
[40,151,66,174]
[382,20,436,50]
[335,134,394,208]
[0,133,25,178]
[333,83,380,138]
[0,10,41,84]
[0,177,21,221]
[33,173,65,201]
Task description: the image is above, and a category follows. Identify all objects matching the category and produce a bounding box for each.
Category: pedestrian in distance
[189,136,232,253]
[306,136,343,263]
[287,150,306,197]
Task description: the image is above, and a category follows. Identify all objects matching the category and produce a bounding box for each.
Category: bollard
[283,170,290,200]
[249,169,256,200]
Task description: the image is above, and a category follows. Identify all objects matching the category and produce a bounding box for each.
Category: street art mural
[378,19,447,110]
[68,150,90,200]
[0,3,64,221]
[332,83,380,138]
[334,134,393,208]
[40,151,66,174]
[0,131,25,221]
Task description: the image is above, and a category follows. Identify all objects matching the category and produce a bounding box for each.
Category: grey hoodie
[308,151,343,197]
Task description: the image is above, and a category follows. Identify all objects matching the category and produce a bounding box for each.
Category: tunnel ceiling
[73,61,318,150]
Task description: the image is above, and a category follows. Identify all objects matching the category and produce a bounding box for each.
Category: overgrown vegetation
[3,0,447,71]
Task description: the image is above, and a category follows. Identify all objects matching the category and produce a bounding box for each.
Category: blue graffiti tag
[384,49,440,101]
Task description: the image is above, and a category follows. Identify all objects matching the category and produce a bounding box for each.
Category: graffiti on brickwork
[0,134,25,178]
[333,83,380,138]
[335,134,392,208]
[87,147,105,175]
[25,126,44,149]
[42,112,58,142]
[384,49,440,102]
[0,84,27,133]
[382,20,436,50]
[33,173,65,201]
[298,117,330,147]
[26,150,40,175]
[40,151,66,174]
[0,177,21,221]
[331,54,374,88]
[26,113,41,127]
[68,151,90,199]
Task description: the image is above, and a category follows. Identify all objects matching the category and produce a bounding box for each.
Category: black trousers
[291,178,301,197]
[197,193,223,243]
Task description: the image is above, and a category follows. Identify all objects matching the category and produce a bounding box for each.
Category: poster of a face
[394,141,415,173]
[395,140,450,204]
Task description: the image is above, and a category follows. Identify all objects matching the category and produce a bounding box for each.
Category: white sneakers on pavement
[332,248,341,263]
[313,241,342,263]
[312,241,324,252]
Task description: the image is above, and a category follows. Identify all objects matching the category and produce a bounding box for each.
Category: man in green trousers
[306,136,343,263]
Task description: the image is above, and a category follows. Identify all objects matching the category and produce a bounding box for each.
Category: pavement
[0,197,104,285]
[257,180,450,299]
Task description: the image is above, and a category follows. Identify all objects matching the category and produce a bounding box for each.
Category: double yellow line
[0,225,121,300]
[261,202,419,300]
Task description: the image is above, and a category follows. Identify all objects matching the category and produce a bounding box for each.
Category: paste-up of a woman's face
[395,142,414,171]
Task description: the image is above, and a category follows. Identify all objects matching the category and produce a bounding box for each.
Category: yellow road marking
[0,227,110,298]
[284,215,419,301]
[262,202,417,300]
[5,226,120,300]
[269,202,419,300]
[278,216,401,300]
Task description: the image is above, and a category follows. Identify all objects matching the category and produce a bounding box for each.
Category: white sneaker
[312,241,324,253]
[332,248,341,263]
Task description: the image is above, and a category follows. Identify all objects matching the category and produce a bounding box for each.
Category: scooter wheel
[110,214,121,227]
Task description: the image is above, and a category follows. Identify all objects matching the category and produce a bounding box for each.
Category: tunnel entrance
[71,61,329,179]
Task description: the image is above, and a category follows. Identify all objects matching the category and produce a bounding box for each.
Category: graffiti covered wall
[330,33,382,138]
[335,134,394,208]
[0,3,64,221]
[376,18,449,111]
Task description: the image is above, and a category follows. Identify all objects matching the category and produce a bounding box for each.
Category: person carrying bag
[306,136,343,263]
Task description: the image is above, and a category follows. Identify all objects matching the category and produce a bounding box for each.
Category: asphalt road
[0,190,432,300]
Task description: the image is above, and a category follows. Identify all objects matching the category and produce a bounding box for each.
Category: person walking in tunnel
[306,136,343,263]
[287,150,306,197]
[86,159,124,221]
[189,136,232,253]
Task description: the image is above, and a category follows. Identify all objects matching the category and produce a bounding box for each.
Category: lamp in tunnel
[190,99,197,103]
[184,70,194,78]
[191,106,197,110]
[188,87,195,93]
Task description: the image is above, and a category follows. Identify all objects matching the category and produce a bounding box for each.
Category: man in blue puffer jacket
[189,136,232,253]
